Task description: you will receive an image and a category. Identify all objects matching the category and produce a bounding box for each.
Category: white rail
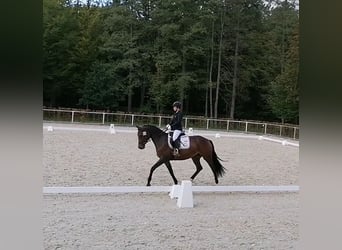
[43,108,299,140]
[43,185,299,194]
[43,124,299,147]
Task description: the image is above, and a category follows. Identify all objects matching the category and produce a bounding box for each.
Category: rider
[166,101,183,156]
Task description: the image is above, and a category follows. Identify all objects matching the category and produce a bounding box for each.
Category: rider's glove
[166,124,171,130]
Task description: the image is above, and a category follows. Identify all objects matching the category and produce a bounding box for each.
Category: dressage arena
[43,123,299,249]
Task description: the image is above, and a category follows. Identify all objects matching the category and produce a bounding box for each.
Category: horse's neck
[149,130,166,148]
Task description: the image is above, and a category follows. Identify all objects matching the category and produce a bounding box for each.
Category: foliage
[43,0,299,123]
[269,23,299,123]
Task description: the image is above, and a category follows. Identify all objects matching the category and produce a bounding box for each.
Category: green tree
[269,24,299,123]
[43,0,80,107]
[97,2,154,112]
[151,0,208,113]
[42,0,299,124]
[79,61,124,109]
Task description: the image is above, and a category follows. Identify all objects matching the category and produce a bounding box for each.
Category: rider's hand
[166,124,171,130]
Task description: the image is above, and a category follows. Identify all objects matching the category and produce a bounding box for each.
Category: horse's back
[189,135,212,150]
[189,134,210,141]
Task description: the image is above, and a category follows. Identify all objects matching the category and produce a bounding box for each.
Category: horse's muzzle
[138,144,145,149]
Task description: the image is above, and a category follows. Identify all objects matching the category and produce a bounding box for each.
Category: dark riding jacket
[170,111,183,131]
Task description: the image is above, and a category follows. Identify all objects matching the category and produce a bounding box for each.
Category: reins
[142,126,167,146]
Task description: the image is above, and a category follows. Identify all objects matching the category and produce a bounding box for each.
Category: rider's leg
[172,130,181,155]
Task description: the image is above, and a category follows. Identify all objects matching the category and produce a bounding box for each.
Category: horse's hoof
[146,183,151,186]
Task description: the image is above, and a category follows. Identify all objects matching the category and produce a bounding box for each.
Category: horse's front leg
[147,158,165,186]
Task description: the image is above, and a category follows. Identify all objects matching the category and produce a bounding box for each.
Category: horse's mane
[142,124,164,134]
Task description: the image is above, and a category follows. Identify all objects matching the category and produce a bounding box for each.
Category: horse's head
[136,125,151,149]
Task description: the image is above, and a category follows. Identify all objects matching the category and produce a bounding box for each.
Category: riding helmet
[172,101,182,109]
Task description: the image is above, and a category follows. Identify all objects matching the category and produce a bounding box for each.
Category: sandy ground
[43,123,299,249]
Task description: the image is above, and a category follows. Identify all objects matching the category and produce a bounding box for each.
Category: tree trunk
[205,85,208,117]
[156,103,160,114]
[205,37,210,117]
[127,86,132,112]
[185,98,189,114]
[127,22,133,113]
[230,27,239,119]
[180,50,186,106]
[209,18,215,118]
[50,87,56,107]
[214,6,224,119]
[140,82,145,110]
[281,13,285,73]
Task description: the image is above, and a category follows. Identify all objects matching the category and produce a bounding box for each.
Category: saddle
[168,132,190,150]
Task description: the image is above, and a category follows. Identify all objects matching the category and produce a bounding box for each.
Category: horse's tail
[209,140,226,177]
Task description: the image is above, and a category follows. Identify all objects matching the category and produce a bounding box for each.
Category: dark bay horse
[136,125,226,186]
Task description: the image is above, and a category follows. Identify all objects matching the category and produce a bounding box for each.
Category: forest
[43,0,299,124]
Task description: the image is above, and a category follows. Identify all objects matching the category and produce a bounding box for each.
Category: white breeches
[173,130,182,141]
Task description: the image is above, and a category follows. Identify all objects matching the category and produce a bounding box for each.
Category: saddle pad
[168,135,190,149]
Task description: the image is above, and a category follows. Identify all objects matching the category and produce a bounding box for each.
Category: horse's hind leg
[190,155,203,181]
[202,154,219,184]
[165,161,178,185]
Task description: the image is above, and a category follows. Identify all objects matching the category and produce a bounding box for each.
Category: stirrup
[173,148,179,156]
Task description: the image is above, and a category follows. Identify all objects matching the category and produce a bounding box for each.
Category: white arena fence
[43,185,299,194]
[43,108,299,140]
[43,183,299,208]
[43,124,299,147]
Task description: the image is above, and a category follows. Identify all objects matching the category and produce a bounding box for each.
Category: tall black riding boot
[173,139,180,156]
[172,140,179,156]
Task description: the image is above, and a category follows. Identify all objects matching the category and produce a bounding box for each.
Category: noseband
[139,128,165,146]
[139,131,151,146]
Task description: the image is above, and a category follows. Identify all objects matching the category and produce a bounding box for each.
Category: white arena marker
[177,180,194,208]
[169,184,181,199]
[47,126,53,132]
[215,133,221,138]
[188,127,193,135]
[282,140,287,146]
[109,124,116,134]
[258,136,263,140]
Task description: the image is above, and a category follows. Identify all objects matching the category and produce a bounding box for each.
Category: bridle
[139,127,167,147]
[139,131,151,147]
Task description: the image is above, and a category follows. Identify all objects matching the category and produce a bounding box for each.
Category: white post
[176,180,194,208]
[206,119,209,130]
[188,128,193,135]
[227,120,229,131]
[293,127,297,139]
[102,113,105,124]
[131,115,134,126]
[109,124,116,134]
[185,118,188,129]
[159,116,162,127]
[245,122,248,133]
[264,123,267,134]
[280,125,283,137]
[71,111,75,123]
